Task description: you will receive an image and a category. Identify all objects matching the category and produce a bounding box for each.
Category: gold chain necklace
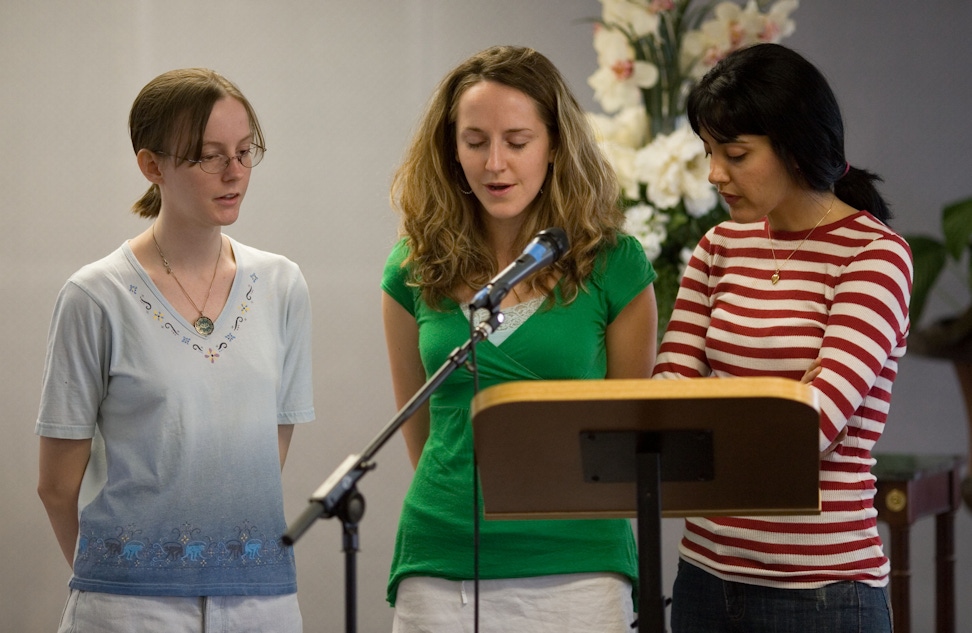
[767,195,837,285]
[152,225,222,335]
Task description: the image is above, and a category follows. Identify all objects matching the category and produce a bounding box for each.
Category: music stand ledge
[472,377,821,633]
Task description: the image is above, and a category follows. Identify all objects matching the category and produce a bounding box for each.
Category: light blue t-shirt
[36,238,315,596]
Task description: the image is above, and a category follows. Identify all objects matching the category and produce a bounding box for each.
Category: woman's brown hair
[129,68,265,218]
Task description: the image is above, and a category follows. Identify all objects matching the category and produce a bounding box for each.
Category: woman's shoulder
[836,211,912,260]
[230,237,298,267]
[381,237,419,314]
[599,233,646,262]
[845,210,907,238]
[229,237,309,282]
[382,237,414,284]
[66,244,131,289]
[591,232,655,285]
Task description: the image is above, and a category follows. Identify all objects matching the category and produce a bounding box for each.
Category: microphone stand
[283,309,505,633]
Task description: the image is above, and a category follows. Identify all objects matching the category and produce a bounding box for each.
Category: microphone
[469,227,569,311]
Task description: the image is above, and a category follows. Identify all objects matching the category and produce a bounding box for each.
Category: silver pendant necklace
[152,225,222,336]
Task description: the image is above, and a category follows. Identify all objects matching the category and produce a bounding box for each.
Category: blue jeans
[670,560,893,633]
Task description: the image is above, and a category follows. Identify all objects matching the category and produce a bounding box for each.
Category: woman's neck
[150,218,225,269]
[768,191,837,233]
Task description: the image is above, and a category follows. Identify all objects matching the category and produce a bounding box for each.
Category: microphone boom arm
[283,310,504,545]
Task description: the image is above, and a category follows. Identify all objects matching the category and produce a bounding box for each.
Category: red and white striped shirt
[653,210,912,588]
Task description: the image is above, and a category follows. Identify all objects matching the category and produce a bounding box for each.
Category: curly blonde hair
[390,45,625,309]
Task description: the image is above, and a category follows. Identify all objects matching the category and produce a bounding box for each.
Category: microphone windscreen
[537,227,569,259]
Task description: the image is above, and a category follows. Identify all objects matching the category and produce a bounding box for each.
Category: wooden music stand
[472,377,821,633]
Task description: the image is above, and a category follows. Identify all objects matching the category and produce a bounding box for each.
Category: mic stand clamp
[283,309,504,633]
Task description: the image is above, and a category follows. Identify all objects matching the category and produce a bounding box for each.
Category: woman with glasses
[36,68,314,633]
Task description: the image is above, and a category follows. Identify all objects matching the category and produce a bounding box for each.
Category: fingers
[801,358,823,384]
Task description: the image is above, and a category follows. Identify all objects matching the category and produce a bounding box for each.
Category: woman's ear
[136,149,165,185]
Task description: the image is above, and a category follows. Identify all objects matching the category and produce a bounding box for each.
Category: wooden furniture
[872,453,964,633]
[472,377,822,633]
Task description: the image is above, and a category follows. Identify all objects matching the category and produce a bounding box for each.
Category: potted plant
[904,195,972,510]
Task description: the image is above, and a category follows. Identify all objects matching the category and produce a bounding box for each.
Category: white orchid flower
[602,0,663,38]
[681,0,800,80]
[588,26,659,113]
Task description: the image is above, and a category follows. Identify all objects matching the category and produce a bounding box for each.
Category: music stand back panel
[472,378,821,519]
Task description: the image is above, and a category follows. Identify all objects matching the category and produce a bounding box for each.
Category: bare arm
[37,437,92,568]
[606,286,658,379]
[382,292,430,469]
[278,424,295,470]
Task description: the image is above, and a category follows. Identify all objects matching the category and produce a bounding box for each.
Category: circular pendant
[194,316,215,336]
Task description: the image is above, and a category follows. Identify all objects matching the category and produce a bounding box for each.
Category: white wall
[1,1,969,632]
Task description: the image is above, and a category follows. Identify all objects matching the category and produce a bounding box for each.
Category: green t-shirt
[382,234,656,605]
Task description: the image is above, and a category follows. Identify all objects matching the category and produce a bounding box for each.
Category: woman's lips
[485,183,513,196]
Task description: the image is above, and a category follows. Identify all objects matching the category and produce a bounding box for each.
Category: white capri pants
[56,589,302,633]
[392,572,635,633]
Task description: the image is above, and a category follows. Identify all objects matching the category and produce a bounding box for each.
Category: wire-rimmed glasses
[155,145,265,174]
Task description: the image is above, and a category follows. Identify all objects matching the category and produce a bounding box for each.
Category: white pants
[56,589,302,633]
[392,573,635,633]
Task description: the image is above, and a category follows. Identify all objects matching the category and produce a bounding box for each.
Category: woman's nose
[708,157,727,187]
[485,144,506,172]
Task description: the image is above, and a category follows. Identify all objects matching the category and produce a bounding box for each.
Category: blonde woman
[382,45,658,632]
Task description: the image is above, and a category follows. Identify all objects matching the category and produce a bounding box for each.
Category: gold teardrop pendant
[771,271,780,285]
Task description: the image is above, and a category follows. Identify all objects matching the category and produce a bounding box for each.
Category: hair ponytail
[835,165,891,224]
[131,183,162,218]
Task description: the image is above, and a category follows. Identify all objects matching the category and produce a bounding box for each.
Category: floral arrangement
[586,0,799,334]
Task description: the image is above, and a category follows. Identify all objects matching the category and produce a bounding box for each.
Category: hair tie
[841,162,851,179]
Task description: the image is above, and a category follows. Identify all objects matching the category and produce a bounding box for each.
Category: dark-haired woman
[653,43,910,632]
[36,69,313,632]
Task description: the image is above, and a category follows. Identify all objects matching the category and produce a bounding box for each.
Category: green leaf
[967,247,972,297]
[942,197,972,260]
[906,235,947,326]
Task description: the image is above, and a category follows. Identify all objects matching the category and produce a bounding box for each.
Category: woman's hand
[802,358,846,456]
[801,358,822,384]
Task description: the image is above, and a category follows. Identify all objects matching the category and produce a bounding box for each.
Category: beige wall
[2,1,970,631]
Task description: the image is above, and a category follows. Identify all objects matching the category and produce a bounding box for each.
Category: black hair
[687,43,890,222]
